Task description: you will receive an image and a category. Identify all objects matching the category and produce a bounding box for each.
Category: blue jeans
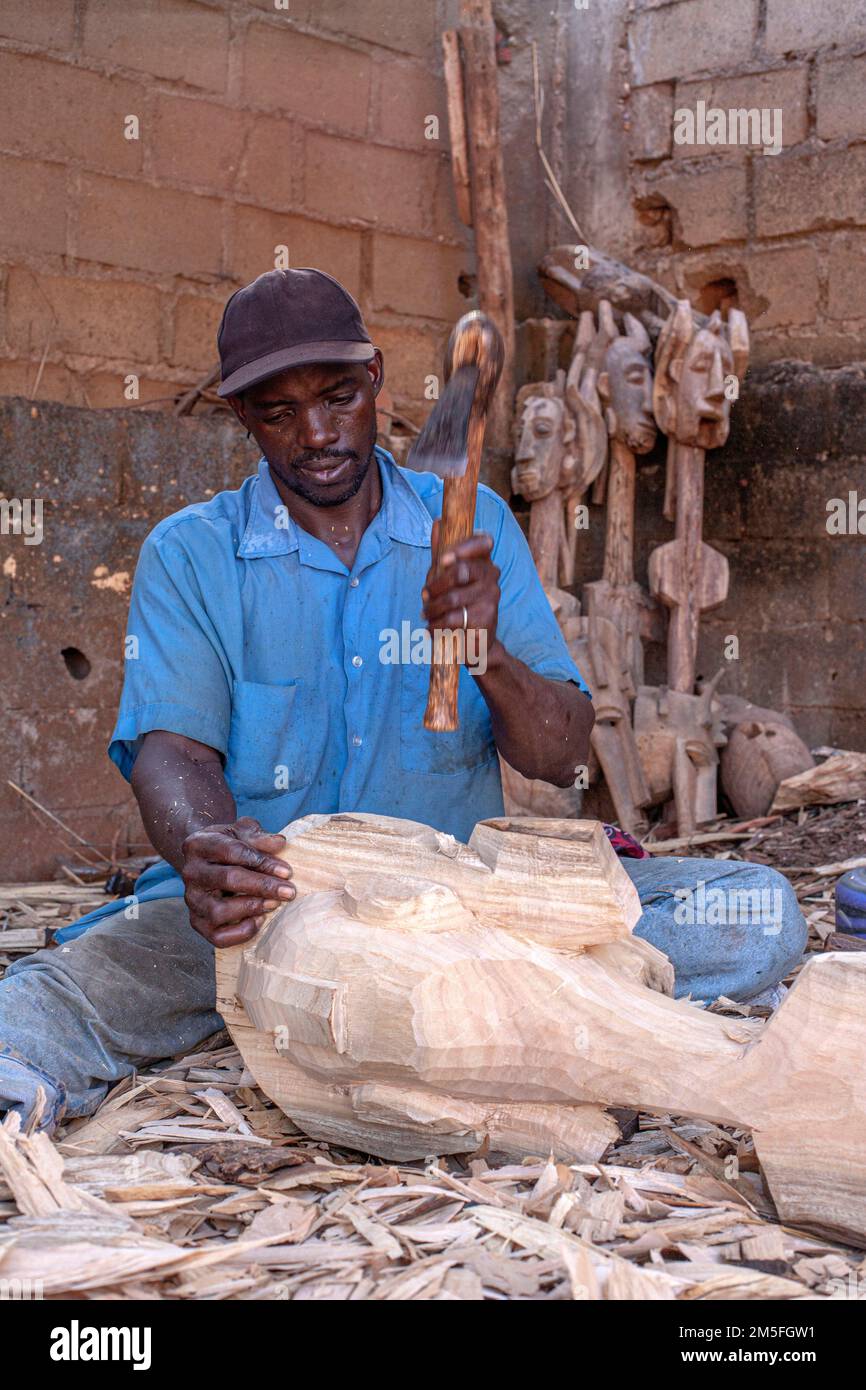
[0,856,806,1128]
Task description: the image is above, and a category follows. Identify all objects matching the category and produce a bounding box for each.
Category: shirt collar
[237,446,432,560]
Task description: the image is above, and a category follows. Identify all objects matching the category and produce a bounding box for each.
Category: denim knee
[627,855,807,1002]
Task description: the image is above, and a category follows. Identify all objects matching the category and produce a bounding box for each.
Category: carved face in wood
[675,321,733,448]
[653,302,750,450]
[511,391,575,501]
[599,335,656,455]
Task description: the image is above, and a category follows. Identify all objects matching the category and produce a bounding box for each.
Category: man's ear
[226,392,248,429]
[367,349,385,398]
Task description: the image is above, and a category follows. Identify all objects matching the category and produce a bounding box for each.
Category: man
[0,269,805,1128]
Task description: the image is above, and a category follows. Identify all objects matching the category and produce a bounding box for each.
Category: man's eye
[329,394,355,407]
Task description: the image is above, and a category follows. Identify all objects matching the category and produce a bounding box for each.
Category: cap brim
[218,340,375,397]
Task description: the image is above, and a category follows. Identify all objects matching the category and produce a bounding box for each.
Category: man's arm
[474,644,594,786]
[131,730,295,948]
[422,523,594,786]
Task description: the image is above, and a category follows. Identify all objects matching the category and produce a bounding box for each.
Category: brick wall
[0,0,472,420]
[624,0,866,365]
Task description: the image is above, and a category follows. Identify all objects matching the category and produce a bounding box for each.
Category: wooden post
[442,30,472,227]
[584,438,648,689]
[459,0,516,495]
[649,441,728,694]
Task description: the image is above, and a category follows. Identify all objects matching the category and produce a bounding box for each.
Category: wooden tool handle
[424,411,486,731]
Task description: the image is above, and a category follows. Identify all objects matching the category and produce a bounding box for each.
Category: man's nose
[297,405,340,450]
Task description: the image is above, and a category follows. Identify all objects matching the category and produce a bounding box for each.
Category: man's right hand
[181,817,296,948]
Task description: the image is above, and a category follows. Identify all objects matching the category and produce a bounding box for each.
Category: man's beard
[273,443,375,507]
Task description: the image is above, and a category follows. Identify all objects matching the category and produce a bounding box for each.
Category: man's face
[230,354,383,507]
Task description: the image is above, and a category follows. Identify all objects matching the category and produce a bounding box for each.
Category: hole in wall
[695,278,739,315]
[633,194,672,249]
[457,271,477,299]
[61,647,91,680]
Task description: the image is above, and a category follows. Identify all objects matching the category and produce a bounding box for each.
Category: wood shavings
[6,807,866,1299]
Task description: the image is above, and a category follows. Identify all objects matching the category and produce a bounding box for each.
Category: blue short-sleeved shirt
[58,448,588,941]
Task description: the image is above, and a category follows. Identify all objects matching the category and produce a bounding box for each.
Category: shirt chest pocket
[399,663,496,776]
[226,679,313,799]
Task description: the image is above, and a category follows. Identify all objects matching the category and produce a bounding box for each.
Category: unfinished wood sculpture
[719,698,815,819]
[771,750,866,813]
[572,611,651,838]
[511,313,607,589]
[584,303,662,690]
[649,302,749,695]
[634,676,726,835]
[538,243,691,342]
[217,812,866,1245]
[500,584,650,835]
[511,373,579,590]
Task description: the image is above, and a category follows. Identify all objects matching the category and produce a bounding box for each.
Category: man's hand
[422,521,501,665]
[181,816,296,948]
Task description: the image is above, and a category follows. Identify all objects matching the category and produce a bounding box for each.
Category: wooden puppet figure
[510,311,608,590]
[584,305,661,690]
[511,373,578,590]
[649,301,749,695]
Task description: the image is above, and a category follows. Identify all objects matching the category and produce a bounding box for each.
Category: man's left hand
[422,522,500,658]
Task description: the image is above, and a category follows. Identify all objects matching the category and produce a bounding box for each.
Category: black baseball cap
[217,267,375,397]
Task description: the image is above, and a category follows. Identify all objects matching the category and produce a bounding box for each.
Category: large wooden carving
[216,812,866,1246]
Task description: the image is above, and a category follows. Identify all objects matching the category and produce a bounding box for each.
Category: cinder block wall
[624,0,866,365]
[0,0,471,419]
[0,399,260,880]
[569,363,866,755]
[2,0,865,878]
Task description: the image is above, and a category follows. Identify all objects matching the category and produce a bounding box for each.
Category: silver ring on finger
[462,605,469,631]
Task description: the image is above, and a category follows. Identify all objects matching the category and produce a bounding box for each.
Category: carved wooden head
[563,312,608,494]
[511,373,576,500]
[653,300,750,449]
[597,312,656,455]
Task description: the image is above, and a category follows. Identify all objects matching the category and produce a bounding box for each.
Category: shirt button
[349,577,359,588]
[352,734,363,747]
[352,654,363,668]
